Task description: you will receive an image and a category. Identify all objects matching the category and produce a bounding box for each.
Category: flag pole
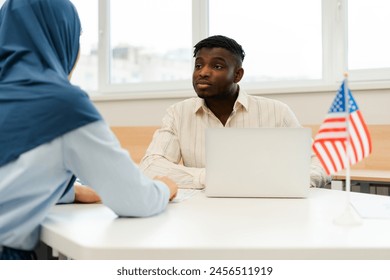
[333,73,362,226]
[344,73,351,195]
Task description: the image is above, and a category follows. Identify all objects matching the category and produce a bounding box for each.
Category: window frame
[90,0,390,99]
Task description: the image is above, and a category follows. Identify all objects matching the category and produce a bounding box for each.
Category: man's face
[192,47,241,99]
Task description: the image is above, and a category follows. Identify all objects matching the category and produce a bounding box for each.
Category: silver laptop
[205,128,311,198]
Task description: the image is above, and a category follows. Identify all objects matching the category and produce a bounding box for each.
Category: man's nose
[198,66,211,77]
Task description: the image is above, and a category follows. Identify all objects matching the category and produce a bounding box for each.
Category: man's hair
[193,35,245,64]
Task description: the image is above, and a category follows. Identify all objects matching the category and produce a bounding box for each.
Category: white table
[41,188,390,260]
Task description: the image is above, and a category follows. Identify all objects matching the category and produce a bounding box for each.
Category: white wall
[92,88,390,126]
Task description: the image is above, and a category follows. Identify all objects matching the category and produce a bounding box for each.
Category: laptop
[205,127,311,198]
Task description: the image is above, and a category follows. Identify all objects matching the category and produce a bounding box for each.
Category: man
[139,35,330,189]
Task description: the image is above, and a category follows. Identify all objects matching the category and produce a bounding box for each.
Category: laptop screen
[205,128,311,198]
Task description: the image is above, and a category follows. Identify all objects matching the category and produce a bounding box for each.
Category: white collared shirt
[140,90,331,189]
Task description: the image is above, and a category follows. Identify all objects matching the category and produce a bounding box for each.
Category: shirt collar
[194,88,250,114]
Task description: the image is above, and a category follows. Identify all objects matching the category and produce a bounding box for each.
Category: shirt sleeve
[57,185,75,203]
[281,103,331,188]
[62,121,170,217]
[139,108,205,189]
[310,152,332,188]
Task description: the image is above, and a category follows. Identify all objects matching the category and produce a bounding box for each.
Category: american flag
[312,80,372,175]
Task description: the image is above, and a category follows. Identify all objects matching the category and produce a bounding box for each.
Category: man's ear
[234,67,244,83]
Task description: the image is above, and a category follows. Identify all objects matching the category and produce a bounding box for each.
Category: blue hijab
[0,0,102,167]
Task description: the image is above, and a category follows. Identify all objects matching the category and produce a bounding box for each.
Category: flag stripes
[312,80,372,175]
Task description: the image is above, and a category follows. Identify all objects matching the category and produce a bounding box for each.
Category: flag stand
[333,200,362,226]
[333,74,362,226]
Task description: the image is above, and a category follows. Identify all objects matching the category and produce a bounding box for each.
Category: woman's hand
[74,184,101,203]
[154,176,178,201]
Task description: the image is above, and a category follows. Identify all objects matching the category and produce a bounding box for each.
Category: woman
[0,0,177,260]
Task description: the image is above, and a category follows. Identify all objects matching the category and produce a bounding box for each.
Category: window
[347,0,390,82]
[348,0,390,70]
[70,0,99,91]
[110,0,192,86]
[66,0,390,95]
[209,0,322,83]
